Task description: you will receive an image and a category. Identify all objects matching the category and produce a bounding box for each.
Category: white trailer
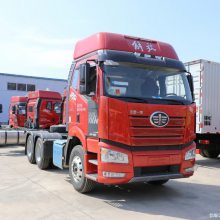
[185,59,220,158]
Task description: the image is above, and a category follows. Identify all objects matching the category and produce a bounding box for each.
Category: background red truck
[25,90,62,129]
[9,96,27,128]
[25,32,196,193]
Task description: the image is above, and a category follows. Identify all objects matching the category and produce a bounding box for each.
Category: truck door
[68,68,79,128]
[39,100,52,128]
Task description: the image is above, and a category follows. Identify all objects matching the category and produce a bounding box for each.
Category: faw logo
[150,111,169,127]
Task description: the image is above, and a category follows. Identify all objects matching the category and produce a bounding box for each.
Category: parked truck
[25,90,62,129]
[9,96,27,128]
[24,32,196,193]
[185,59,220,158]
[0,90,62,146]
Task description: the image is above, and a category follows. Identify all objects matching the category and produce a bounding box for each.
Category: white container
[185,59,220,134]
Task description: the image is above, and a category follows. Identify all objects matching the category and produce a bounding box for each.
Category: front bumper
[129,173,183,183]
[96,141,196,184]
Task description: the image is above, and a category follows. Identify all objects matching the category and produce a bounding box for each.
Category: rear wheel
[69,145,96,193]
[26,135,36,164]
[148,179,169,185]
[35,138,50,170]
[200,149,219,159]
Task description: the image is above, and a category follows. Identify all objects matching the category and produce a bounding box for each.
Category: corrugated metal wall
[202,61,220,133]
[185,60,220,134]
[185,60,202,133]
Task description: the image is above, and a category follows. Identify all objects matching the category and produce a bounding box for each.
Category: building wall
[0,73,67,124]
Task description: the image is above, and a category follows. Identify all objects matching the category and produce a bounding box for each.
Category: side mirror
[54,103,61,114]
[79,63,90,95]
[187,73,195,101]
[12,106,16,114]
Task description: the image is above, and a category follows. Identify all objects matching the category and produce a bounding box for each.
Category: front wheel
[69,145,96,193]
[148,179,169,185]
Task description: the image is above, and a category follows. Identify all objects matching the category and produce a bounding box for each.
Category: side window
[165,74,185,97]
[28,106,33,112]
[27,84,35,91]
[46,102,52,111]
[54,102,61,114]
[89,66,97,94]
[72,69,79,90]
[7,83,16,90]
[17,83,26,91]
[0,104,2,113]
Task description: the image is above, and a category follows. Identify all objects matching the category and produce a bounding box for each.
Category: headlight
[101,148,129,164]
[185,148,196,160]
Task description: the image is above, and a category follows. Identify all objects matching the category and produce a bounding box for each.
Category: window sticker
[108,86,126,96]
[112,81,129,86]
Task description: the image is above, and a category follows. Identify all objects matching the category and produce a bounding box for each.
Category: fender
[69,125,87,149]
[63,126,87,166]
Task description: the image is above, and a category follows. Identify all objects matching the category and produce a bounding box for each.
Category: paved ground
[0,145,220,220]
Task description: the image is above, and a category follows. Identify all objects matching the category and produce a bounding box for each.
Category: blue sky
[0,0,220,79]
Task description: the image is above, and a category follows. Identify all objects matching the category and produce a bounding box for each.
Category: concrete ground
[0,145,220,220]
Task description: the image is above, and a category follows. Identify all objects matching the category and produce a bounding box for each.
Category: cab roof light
[124,35,157,43]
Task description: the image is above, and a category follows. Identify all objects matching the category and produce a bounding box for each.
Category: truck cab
[63,32,196,191]
[25,90,62,129]
[9,96,27,128]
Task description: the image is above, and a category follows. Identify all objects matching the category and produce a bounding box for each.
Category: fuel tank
[0,130,26,145]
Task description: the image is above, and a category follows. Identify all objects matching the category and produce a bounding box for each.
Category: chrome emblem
[150,112,169,127]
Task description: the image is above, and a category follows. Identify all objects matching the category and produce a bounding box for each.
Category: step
[86,173,98,181]
[88,159,98,165]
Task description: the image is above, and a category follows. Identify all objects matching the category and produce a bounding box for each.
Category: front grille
[129,116,186,146]
[134,165,180,177]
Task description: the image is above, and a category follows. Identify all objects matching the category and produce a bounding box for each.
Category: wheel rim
[35,140,42,163]
[27,137,32,158]
[71,156,83,183]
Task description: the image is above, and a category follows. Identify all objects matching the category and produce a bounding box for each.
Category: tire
[200,149,219,159]
[148,179,169,185]
[50,125,66,133]
[199,149,208,158]
[69,145,96,193]
[35,137,51,170]
[26,135,36,164]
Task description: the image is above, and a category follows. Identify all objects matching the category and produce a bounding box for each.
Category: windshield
[103,62,192,105]
[18,102,26,115]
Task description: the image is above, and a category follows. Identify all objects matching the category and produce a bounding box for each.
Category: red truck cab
[25,33,196,193]
[9,96,27,128]
[26,90,62,129]
[64,32,196,191]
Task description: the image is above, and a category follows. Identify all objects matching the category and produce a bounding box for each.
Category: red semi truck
[25,32,196,193]
[25,90,62,129]
[8,91,62,129]
[9,96,27,128]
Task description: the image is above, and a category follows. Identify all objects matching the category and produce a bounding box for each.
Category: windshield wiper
[160,98,185,105]
[112,96,149,103]
[109,96,186,105]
